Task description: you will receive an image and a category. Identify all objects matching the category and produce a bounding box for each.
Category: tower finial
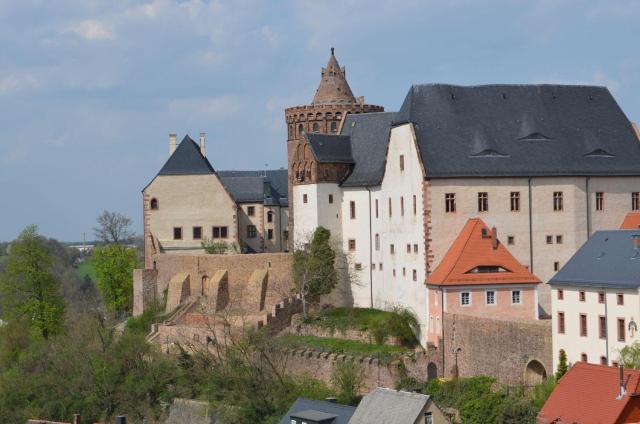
[331,47,334,56]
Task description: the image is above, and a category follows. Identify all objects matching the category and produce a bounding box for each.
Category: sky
[1,0,639,242]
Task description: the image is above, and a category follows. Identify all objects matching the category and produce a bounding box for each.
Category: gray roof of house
[349,388,430,424]
[549,230,640,289]
[306,133,354,163]
[217,169,288,207]
[393,84,640,178]
[158,135,215,176]
[341,112,396,187]
[278,398,355,424]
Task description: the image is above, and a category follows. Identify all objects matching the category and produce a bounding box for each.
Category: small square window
[556,235,563,244]
[507,236,515,245]
[618,293,624,305]
[598,291,605,303]
[546,235,553,244]
[173,227,182,240]
[579,290,585,302]
[193,226,202,240]
[348,239,356,251]
[247,206,255,216]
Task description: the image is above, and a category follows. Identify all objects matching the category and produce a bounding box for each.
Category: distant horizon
[2,0,639,241]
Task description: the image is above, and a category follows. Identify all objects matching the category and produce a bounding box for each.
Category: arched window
[150,198,159,210]
[312,122,319,132]
[330,121,338,133]
[298,123,304,135]
[316,112,322,119]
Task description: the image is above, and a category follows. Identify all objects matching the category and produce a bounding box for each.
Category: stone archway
[427,362,438,381]
[524,360,547,386]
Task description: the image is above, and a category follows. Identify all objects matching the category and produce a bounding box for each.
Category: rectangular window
[354,263,362,271]
[556,235,563,244]
[406,244,411,253]
[558,289,564,300]
[618,293,624,305]
[267,229,274,240]
[375,199,379,218]
[601,356,608,366]
[596,192,604,211]
[350,201,356,219]
[283,230,289,240]
[598,291,605,304]
[400,196,405,216]
[413,269,417,282]
[390,244,395,254]
[348,239,356,251]
[399,154,405,171]
[581,353,588,362]
[558,312,565,334]
[247,225,257,238]
[375,234,380,251]
[507,236,515,245]
[580,314,587,337]
[379,263,383,270]
[599,316,607,339]
[173,227,182,240]
[388,197,392,217]
[546,235,553,244]
[618,318,626,342]
[633,192,639,211]
[460,292,470,306]
[478,192,488,212]
[216,226,228,239]
[554,261,560,272]
[372,263,376,270]
[328,194,333,204]
[553,191,563,211]
[267,212,273,223]
[413,195,417,215]
[425,412,433,424]
[413,244,418,253]
[579,290,585,302]
[192,226,202,240]
[445,193,456,213]
[510,192,520,212]
[403,267,406,277]
[486,290,496,305]
[247,206,255,216]
[512,290,521,304]
[303,194,308,204]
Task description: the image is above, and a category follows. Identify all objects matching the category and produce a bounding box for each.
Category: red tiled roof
[620,212,640,229]
[538,362,640,424]
[429,218,540,286]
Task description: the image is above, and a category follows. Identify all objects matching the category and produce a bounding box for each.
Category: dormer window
[466,265,510,273]
[150,198,159,210]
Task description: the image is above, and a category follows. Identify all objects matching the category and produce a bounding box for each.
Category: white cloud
[167,95,244,121]
[0,73,39,94]
[66,19,114,41]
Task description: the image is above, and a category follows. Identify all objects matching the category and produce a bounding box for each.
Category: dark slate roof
[305,133,354,163]
[217,169,288,207]
[278,398,355,424]
[393,84,640,178]
[341,112,396,187]
[549,230,640,289]
[158,135,215,175]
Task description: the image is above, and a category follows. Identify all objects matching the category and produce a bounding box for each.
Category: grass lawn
[76,259,97,281]
[276,334,408,362]
[306,307,397,332]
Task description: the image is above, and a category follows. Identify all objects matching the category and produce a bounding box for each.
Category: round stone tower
[284,48,384,248]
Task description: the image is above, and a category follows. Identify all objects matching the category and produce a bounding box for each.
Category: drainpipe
[586,177,592,239]
[528,178,534,274]
[441,286,445,378]
[367,187,373,308]
[605,286,610,364]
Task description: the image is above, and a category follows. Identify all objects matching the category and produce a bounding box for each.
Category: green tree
[331,360,365,406]
[555,349,568,380]
[0,225,64,339]
[93,244,137,315]
[293,227,337,317]
[618,341,640,369]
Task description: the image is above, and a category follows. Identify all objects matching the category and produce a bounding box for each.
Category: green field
[76,259,97,281]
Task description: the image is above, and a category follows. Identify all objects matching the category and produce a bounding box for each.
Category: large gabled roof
[349,388,431,424]
[428,218,540,286]
[158,135,215,176]
[549,230,640,289]
[538,363,640,424]
[394,84,640,178]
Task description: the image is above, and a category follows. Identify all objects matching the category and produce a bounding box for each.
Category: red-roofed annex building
[537,362,640,424]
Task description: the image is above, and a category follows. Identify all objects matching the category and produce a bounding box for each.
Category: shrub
[331,360,365,405]
[201,238,240,254]
[388,307,419,347]
[369,319,389,345]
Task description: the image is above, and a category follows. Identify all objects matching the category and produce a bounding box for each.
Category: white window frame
[486,290,496,306]
[460,291,471,307]
[511,289,522,305]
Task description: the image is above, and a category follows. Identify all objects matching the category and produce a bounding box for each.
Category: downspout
[528,178,534,274]
[367,187,373,308]
[605,287,610,364]
[441,286,445,378]
[586,177,592,238]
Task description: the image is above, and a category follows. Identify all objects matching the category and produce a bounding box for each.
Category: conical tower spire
[312,47,357,105]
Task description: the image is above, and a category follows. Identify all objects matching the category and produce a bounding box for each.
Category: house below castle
[142,133,288,268]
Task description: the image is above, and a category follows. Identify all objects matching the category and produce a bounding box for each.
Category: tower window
[375,199,379,218]
[150,198,159,210]
[303,194,308,204]
[580,314,587,336]
[478,192,488,212]
[413,195,417,215]
[330,121,337,133]
[298,124,303,135]
[375,234,380,251]
[400,196,404,216]
[388,197,392,217]
[553,192,563,211]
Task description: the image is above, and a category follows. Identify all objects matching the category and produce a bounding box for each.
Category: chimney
[168,132,177,156]
[491,227,499,250]
[199,132,206,157]
[617,364,626,400]
[72,414,80,424]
